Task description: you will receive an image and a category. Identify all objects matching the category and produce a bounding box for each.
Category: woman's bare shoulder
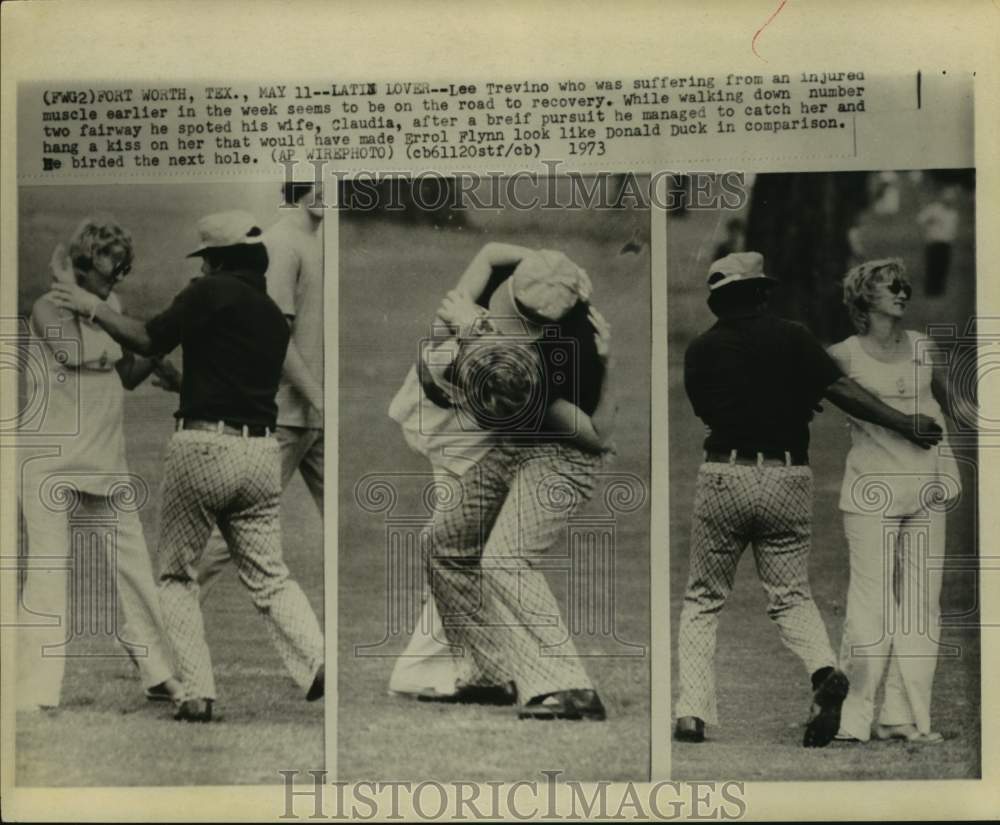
[826,335,856,367]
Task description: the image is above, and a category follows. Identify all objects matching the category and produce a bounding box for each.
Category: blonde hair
[842,257,909,333]
[453,338,543,430]
[67,216,134,278]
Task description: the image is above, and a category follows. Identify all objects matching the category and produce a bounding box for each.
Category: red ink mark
[752,0,788,62]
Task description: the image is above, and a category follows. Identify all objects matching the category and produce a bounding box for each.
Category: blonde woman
[829,258,961,744]
[17,217,183,711]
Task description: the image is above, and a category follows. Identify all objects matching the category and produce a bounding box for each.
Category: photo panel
[667,170,980,780]
[11,180,326,786]
[337,175,652,782]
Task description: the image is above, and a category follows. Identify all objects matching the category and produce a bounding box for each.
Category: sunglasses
[93,256,132,283]
[886,278,912,299]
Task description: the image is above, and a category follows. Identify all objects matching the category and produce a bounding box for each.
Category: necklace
[874,331,902,349]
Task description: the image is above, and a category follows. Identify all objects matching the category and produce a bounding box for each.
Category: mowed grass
[667,178,980,781]
[338,211,652,782]
[15,182,326,787]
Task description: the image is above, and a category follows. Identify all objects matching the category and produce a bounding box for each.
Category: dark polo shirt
[479,263,604,416]
[684,312,842,456]
[146,267,290,428]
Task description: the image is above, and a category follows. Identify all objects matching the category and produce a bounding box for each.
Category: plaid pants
[427,441,601,702]
[195,425,324,599]
[675,462,836,725]
[157,430,324,700]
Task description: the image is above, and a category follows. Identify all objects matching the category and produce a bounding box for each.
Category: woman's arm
[416,337,459,408]
[542,308,618,454]
[454,242,534,300]
[586,307,617,443]
[542,399,608,453]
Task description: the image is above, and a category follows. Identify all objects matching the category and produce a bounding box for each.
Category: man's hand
[151,358,182,393]
[49,282,99,317]
[826,376,944,451]
[436,289,481,333]
[907,414,944,450]
[49,243,75,284]
[589,307,611,364]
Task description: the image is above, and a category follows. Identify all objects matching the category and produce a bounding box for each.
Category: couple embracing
[387,242,617,721]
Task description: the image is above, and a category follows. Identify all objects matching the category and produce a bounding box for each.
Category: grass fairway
[338,212,652,782]
[667,178,980,781]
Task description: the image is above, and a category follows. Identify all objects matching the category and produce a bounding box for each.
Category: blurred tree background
[744,169,975,342]
[746,172,869,342]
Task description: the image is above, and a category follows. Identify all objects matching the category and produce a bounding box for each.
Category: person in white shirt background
[915,186,960,298]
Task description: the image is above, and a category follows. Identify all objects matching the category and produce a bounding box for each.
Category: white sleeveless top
[21,293,130,496]
[836,331,961,516]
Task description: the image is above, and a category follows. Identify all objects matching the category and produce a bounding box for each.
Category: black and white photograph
[3,1,998,821]
[338,176,651,781]
[11,180,325,785]
[668,170,980,780]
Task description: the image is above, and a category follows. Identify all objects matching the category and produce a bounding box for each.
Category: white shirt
[831,331,961,516]
[22,293,130,496]
[264,215,324,428]
[916,202,959,243]
[388,339,494,478]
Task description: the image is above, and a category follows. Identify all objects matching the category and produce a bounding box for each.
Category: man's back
[684,313,841,456]
[147,268,290,428]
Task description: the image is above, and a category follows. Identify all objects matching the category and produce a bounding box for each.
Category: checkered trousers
[158,430,323,700]
[426,440,602,703]
[675,463,836,724]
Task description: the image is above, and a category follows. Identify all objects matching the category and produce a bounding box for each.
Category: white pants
[838,509,946,740]
[17,484,174,709]
[388,598,472,695]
